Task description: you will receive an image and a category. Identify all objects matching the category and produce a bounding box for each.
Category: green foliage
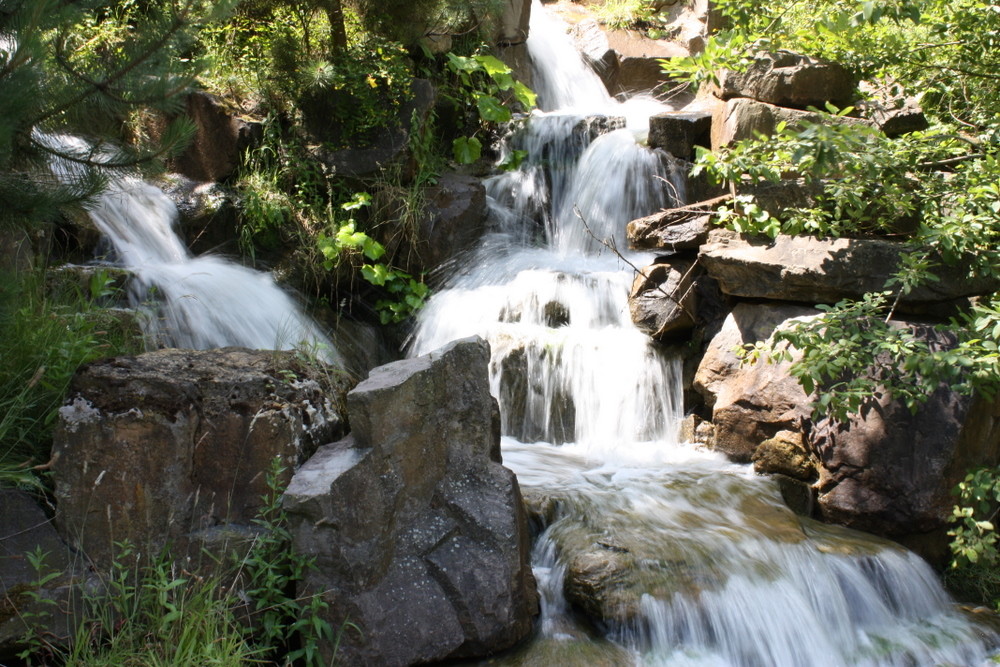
[0,269,142,489]
[317,192,429,324]
[17,458,341,665]
[19,542,256,666]
[443,51,535,164]
[738,292,947,422]
[0,0,236,230]
[239,457,337,665]
[946,467,1000,607]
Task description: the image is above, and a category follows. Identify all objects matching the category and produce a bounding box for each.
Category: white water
[410,2,998,665]
[47,135,338,361]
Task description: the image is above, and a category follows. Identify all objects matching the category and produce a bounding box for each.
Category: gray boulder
[51,347,348,568]
[648,109,712,160]
[283,337,537,666]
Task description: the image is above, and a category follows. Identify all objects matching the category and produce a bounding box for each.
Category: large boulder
[497,0,532,45]
[713,51,856,109]
[711,97,865,150]
[282,337,538,666]
[51,348,348,568]
[808,329,1000,559]
[693,302,817,462]
[606,29,688,95]
[699,229,1000,308]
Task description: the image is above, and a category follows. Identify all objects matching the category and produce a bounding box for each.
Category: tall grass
[0,268,143,490]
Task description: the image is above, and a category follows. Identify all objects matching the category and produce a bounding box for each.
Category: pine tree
[0,0,236,230]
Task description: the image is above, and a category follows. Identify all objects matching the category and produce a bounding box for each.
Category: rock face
[51,348,348,567]
[699,229,1000,307]
[283,337,537,666]
[628,259,698,340]
[0,491,80,659]
[713,51,856,109]
[808,328,1000,554]
[711,97,865,150]
[693,302,817,462]
[409,172,489,272]
[648,110,712,160]
[167,92,263,183]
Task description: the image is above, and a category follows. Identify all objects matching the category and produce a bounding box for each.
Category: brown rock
[711,97,866,150]
[168,92,263,183]
[51,348,348,568]
[699,229,1000,307]
[693,302,817,461]
[714,51,856,109]
[752,429,816,480]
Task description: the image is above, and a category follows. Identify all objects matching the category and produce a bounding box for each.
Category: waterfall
[409,1,998,665]
[47,135,339,362]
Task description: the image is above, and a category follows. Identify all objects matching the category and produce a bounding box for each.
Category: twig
[573,205,697,322]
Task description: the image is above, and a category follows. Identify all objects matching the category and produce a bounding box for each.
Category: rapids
[407,1,999,664]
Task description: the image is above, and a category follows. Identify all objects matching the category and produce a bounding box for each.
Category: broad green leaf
[476,94,512,123]
[453,136,482,164]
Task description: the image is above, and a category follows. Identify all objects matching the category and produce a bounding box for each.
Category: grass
[0,267,143,491]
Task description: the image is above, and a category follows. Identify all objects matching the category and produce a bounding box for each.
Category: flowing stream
[48,135,338,361]
[409,2,998,664]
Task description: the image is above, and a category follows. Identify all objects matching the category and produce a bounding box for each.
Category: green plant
[443,51,536,164]
[946,467,1000,607]
[19,542,256,666]
[318,192,430,324]
[237,456,338,666]
[0,269,142,490]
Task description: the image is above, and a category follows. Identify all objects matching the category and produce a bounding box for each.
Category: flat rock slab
[699,229,1000,306]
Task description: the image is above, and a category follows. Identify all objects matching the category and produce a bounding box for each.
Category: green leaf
[513,81,537,109]
[476,94,512,123]
[453,136,482,164]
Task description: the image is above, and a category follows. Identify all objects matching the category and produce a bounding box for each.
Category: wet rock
[648,110,713,160]
[693,302,817,461]
[713,51,856,109]
[628,258,697,340]
[495,340,576,445]
[699,229,1000,307]
[159,175,239,255]
[571,19,621,94]
[51,348,349,568]
[283,337,537,666]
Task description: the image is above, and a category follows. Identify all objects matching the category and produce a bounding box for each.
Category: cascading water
[409,1,998,664]
[47,135,338,361]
